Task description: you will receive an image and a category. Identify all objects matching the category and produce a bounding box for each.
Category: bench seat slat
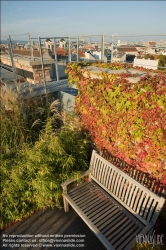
[86,201,113,218]
[70,186,101,200]
[115,225,141,250]
[107,220,134,242]
[69,183,95,198]
[90,203,115,222]
[98,209,124,230]
[73,188,101,205]
[80,198,109,214]
[98,210,123,231]
[93,211,122,229]
[68,181,90,194]
[104,216,130,238]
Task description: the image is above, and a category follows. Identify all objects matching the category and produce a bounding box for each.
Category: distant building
[148,41,156,47]
[112,51,126,62]
[117,46,138,56]
[133,58,159,70]
[92,51,107,63]
[117,40,128,46]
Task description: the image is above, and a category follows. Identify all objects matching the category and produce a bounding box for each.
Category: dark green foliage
[1,115,90,229]
[0,87,90,229]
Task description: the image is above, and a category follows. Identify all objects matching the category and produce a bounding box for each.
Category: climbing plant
[66,62,166,186]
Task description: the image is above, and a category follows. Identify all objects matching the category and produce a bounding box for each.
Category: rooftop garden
[1,61,166,243]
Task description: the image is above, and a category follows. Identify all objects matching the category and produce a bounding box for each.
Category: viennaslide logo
[136,230,164,248]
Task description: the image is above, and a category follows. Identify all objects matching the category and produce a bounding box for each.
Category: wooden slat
[116,176,125,199]
[126,183,136,207]
[94,207,120,230]
[133,188,142,212]
[119,178,128,202]
[69,186,96,201]
[104,168,113,189]
[75,192,100,206]
[99,162,105,184]
[110,171,118,193]
[107,220,133,245]
[146,199,156,222]
[82,197,109,215]
[90,203,115,223]
[123,180,131,204]
[68,181,91,195]
[112,172,121,195]
[88,202,114,221]
[104,216,129,238]
[143,196,154,220]
[135,189,146,215]
[96,159,101,180]
[103,165,110,187]
[139,193,149,217]
[130,186,139,210]
[100,211,124,233]
[113,223,139,249]
[81,197,108,213]
[117,226,141,250]
[107,169,116,191]
[70,183,95,197]
[92,157,97,177]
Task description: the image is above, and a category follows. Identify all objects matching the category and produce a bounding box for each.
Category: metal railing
[2,33,166,106]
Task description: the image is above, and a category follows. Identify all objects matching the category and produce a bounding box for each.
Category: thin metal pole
[38,37,48,105]
[111,35,114,63]
[8,36,18,85]
[77,37,79,62]
[28,32,34,60]
[101,33,104,62]
[53,38,59,81]
[68,37,71,62]
[8,37,25,113]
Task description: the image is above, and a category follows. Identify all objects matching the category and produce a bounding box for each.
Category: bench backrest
[89,150,165,225]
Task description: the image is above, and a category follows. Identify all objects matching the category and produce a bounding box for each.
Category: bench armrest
[61,169,91,192]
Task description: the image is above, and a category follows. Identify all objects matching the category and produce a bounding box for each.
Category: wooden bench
[61,150,165,250]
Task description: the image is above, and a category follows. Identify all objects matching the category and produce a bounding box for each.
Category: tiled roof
[52,48,85,57]
[149,42,156,46]
[117,47,137,52]
[13,49,41,57]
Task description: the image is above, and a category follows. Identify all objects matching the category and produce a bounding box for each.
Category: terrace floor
[1,205,106,250]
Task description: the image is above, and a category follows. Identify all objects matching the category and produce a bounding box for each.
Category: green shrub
[0,114,90,229]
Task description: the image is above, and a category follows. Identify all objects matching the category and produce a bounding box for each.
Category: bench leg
[63,197,69,212]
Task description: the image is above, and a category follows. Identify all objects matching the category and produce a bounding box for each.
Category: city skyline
[1,1,166,42]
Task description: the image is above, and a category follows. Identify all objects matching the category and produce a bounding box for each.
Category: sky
[1,1,166,42]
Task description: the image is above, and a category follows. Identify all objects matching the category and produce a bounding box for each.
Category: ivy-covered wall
[66,62,166,186]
